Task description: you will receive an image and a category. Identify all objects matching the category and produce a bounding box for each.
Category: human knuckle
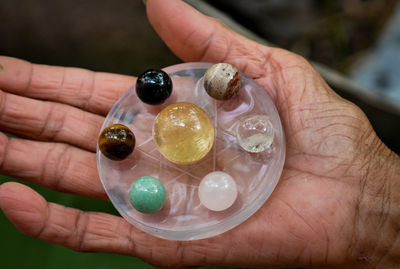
[74,210,89,251]
[0,133,9,169]
[0,90,6,115]
[53,144,72,190]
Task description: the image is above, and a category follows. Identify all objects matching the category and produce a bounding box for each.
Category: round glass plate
[96,62,285,240]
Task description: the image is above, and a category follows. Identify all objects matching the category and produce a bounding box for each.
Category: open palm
[0,1,396,268]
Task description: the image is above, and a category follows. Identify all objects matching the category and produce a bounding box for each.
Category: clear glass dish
[96,62,285,240]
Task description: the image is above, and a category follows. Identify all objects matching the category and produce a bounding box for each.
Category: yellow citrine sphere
[152,102,215,165]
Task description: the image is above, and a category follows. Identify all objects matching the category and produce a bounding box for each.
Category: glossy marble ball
[129,176,166,214]
[136,69,173,105]
[236,115,274,153]
[98,124,135,161]
[153,102,214,165]
[198,171,238,211]
[203,63,241,100]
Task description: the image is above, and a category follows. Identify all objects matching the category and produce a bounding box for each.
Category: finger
[0,182,191,267]
[146,0,276,78]
[0,56,135,115]
[0,134,105,200]
[0,182,131,253]
[0,90,103,152]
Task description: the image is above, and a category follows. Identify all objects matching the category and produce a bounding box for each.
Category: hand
[0,0,399,268]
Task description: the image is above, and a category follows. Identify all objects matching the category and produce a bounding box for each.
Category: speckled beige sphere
[203,63,241,100]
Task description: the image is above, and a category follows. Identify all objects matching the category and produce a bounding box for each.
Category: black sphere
[136,69,173,105]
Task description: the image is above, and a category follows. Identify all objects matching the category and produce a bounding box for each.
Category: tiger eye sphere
[203,63,241,100]
[153,102,214,165]
[136,69,173,105]
[99,124,135,161]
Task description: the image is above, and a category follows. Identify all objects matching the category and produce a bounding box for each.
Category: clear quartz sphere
[97,62,285,241]
[236,115,274,153]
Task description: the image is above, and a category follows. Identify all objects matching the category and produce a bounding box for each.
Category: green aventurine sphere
[129,176,166,214]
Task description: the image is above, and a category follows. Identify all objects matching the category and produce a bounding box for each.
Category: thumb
[145,0,270,74]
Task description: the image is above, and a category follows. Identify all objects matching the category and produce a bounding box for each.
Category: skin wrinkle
[318,161,354,179]
[339,158,362,180]
[297,104,344,113]
[257,48,277,76]
[298,83,308,105]
[39,142,55,187]
[278,198,318,237]
[51,207,77,244]
[384,229,400,267]
[59,66,66,98]
[53,144,72,192]
[74,209,88,252]
[279,82,294,135]
[240,61,251,84]
[0,133,10,171]
[323,225,330,267]
[39,101,67,141]
[83,113,103,152]
[275,243,282,266]
[37,101,55,139]
[176,240,185,267]
[1,92,103,151]
[375,197,393,266]
[184,28,209,63]
[221,229,234,265]
[77,71,89,108]
[75,109,92,150]
[220,34,234,65]
[348,139,389,267]
[306,112,365,126]
[290,151,342,161]
[0,57,132,115]
[254,55,282,102]
[81,71,97,112]
[0,91,8,123]
[204,28,230,64]
[381,160,400,266]
[126,222,137,255]
[283,165,347,183]
[357,125,376,152]
[24,62,34,94]
[369,154,394,264]
[34,199,50,239]
[180,20,214,62]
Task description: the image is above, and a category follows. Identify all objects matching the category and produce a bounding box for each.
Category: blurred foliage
[292,0,398,73]
[206,0,397,73]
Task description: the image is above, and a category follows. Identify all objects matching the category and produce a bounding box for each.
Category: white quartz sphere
[198,171,238,211]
